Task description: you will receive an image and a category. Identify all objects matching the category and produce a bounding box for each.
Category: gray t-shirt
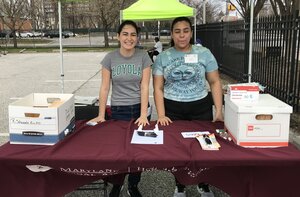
[101,49,152,106]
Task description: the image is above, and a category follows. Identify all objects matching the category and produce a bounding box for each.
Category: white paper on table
[181,131,210,138]
[131,130,163,144]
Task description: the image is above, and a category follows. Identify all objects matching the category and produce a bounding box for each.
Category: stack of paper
[196,133,221,150]
[74,96,98,105]
[131,124,163,144]
[227,82,260,101]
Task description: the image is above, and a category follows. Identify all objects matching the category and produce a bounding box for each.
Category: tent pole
[58,0,64,93]
[158,21,160,38]
[248,0,254,83]
[194,15,196,43]
[120,10,122,24]
[203,0,207,24]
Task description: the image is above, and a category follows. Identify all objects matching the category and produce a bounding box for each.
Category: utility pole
[72,2,75,34]
[203,0,207,24]
[226,0,229,16]
[58,0,64,93]
[248,0,254,83]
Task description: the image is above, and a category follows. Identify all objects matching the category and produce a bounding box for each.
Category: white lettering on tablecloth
[60,168,118,176]
[184,167,210,178]
[59,166,211,177]
[133,166,178,173]
[130,166,210,178]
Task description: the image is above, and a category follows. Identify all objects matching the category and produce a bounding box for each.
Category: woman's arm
[153,75,172,126]
[89,67,110,123]
[135,66,151,126]
[206,70,224,122]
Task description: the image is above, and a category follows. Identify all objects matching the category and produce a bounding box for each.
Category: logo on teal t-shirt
[165,56,206,98]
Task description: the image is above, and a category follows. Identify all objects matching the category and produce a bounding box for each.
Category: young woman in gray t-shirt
[89,20,152,197]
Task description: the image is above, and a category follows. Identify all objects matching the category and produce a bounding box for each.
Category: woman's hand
[88,116,106,124]
[135,116,150,127]
[213,111,224,122]
[157,116,172,126]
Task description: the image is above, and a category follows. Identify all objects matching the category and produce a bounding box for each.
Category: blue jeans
[111,103,141,121]
[111,103,151,121]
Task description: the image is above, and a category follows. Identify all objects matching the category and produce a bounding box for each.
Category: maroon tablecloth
[1,120,300,197]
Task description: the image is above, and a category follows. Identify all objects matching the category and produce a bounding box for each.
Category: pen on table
[137,125,143,131]
[203,134,212,145]
[153,124,159,135]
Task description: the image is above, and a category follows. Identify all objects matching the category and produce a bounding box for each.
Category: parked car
[19,31,34,38]
[0,30,18,38]
[152,29,171,36]
[63,31,77,37]
[31,31,44,37]
[0,32,7,38]
[44,30,70,38]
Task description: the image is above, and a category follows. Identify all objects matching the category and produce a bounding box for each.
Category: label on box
[246,124,281,137]
[10,117,57,130]
[228,85,259,101]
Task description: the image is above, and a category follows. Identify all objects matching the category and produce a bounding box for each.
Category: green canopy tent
[120,0,196,41]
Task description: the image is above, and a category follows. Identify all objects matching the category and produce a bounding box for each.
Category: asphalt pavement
[0,52,106,136]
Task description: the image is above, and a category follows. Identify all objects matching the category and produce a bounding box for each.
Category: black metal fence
[197,13,300,112]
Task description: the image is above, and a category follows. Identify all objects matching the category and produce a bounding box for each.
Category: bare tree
[91,0,135,47]
[269,0,298,16]
[0,0,31,47]
[29,0,46,30]
[182,0,224,24]
[231,0,299,18]
[230,0,267,19]
[46,0,59,29]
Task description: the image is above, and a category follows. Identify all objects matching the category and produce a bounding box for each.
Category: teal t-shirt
[152,45,218,102]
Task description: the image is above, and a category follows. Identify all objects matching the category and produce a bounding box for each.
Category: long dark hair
[117,20,139,35]
[170,17,193,47]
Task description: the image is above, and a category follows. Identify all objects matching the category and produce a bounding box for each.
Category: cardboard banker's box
[9,93,75,145]
[224,94,292,147]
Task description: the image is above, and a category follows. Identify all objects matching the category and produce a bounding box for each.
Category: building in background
[221,2,239,21]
